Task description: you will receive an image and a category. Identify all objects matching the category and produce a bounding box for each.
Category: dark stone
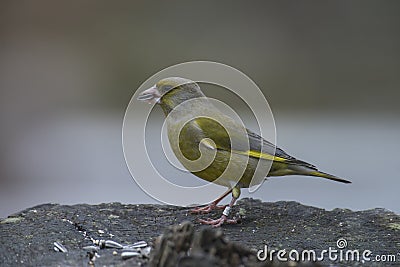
[0,198,398,266]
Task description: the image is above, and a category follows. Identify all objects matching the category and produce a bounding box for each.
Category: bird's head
[138,77,206,114]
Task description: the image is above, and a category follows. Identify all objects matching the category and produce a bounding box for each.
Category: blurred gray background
[1,1,399,217]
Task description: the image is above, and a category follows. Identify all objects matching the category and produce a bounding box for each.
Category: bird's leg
[198,186,241,227]
[190,188,232,214]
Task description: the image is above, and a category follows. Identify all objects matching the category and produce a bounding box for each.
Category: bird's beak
[137,85,161,104]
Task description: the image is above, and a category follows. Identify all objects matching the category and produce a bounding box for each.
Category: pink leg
[198,196,239,227]
[190,188,232,214]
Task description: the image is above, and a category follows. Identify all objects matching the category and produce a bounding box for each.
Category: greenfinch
[138,77,350,227]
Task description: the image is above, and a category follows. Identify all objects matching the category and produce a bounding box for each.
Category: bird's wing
[246,130,317,169]
[191,116,317,169]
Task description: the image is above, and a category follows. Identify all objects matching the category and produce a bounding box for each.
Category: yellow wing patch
[234,149,287,162]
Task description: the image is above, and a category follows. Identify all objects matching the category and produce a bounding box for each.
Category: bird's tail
[304,170,351,183]
[287,164,351,183]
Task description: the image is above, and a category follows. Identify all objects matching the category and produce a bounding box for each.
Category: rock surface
[0,198,399,266]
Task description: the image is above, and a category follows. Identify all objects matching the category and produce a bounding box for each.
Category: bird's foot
[198,215,238,227]
[190,204,227,214]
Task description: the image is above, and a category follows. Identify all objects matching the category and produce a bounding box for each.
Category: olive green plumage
[138,77,351,188]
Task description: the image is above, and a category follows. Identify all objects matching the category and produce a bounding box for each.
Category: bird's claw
[198,215,238,227]
[190,204,227,214]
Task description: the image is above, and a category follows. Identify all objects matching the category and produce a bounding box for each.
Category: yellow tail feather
[308,171,351,184]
